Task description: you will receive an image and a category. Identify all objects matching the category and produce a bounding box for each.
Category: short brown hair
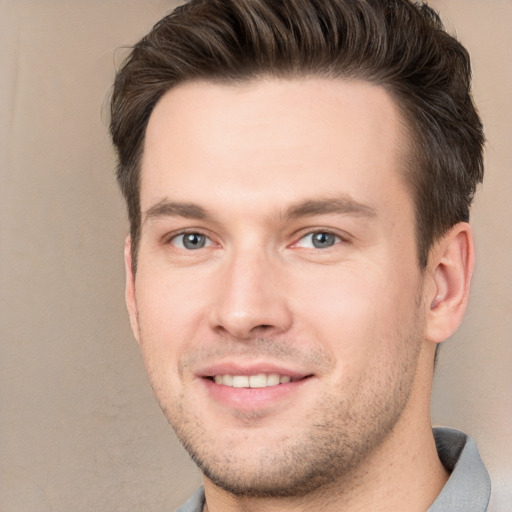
[110,0,484,271]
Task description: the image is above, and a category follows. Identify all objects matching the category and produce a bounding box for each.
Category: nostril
[209,291,293,339]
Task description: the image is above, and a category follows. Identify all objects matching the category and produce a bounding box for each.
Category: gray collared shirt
[428,427,490,511]
[176,427,490,512]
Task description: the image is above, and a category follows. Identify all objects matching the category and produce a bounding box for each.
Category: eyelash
[293,230,343,250]
[165,228,347,251]
[167,230,214,250]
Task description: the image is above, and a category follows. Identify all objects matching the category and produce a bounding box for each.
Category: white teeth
[232,375,249,388]
[249,374,267,388]
[213,373,295,388]
[266,373,280,386]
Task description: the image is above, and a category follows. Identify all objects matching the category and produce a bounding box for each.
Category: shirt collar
[428,427,491,512]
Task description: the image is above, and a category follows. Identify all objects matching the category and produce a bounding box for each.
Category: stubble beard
[153,324,424,500]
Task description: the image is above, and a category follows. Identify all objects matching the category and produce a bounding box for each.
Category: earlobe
[424,223,474,344]
[124,237,141,343]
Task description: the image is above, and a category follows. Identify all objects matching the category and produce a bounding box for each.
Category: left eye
[296,232,341,249]
[170,232,212,250]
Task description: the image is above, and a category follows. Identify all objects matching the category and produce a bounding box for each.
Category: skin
[125,78,474,512]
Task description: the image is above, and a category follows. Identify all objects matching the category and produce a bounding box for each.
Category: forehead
[140,77,412,218]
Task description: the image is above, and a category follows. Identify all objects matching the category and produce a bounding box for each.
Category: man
[109,1,491,511]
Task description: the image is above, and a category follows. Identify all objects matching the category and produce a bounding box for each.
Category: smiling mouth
[209,373,311,388]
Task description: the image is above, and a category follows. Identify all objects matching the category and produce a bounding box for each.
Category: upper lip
[197,361,312,379]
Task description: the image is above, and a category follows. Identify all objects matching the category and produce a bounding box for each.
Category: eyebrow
[143,199,209,223]
[284,197,378,219]
[143,195,377,224]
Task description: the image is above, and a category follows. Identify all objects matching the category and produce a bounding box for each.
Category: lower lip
[201,377,312,411]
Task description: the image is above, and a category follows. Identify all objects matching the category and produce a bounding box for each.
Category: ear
[424,223,474,344]
[124,237,141,344]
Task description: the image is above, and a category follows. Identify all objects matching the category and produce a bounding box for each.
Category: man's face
[127,78,430,496]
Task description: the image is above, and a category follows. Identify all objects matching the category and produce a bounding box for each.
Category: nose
[208,249,293,340]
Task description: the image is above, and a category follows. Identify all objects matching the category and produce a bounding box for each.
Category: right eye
[294,231,342,249]
[170,232,212,250]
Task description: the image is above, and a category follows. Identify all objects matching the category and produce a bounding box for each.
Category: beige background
[0,1,510,510]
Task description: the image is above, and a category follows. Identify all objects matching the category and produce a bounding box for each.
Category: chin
[197,456,344,498]
[174,417,379,499]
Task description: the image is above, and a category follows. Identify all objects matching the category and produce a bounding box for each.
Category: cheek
[134,267,210,380]
[290,263,419,361]
[136,258,210,330]
[294,265,388,327]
